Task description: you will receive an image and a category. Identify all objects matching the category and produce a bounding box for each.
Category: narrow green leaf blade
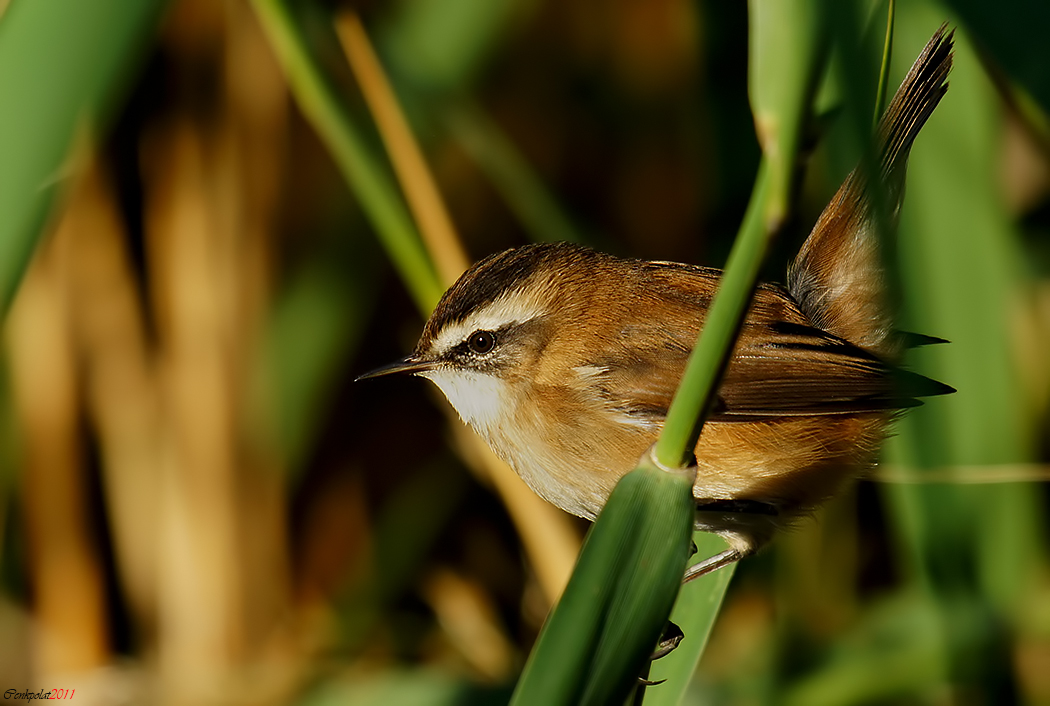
[510,455,696,706]
[643,532,736,706]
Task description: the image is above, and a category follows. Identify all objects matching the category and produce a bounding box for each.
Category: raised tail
[788,26,954,358]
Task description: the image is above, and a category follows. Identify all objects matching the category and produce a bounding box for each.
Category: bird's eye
[467,330,496,354]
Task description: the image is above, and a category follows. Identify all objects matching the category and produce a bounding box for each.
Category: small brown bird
[360,27,955,578]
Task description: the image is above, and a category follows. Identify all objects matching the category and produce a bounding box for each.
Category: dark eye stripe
[440,320,540,364]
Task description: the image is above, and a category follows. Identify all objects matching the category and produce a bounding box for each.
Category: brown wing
[589,277,949,423]
[715,320,950,417]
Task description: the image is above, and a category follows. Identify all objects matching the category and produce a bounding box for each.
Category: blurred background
[0,0,1048,704]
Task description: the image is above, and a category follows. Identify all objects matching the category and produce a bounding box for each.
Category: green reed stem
[251,0,442,313]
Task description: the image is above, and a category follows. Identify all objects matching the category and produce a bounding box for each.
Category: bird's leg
[684,499,777,582]
[682,547,746,582]
[645,500,775,669]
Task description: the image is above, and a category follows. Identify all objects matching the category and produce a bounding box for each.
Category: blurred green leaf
[376,1,589,248]
[254,249,378,477]
[445,102,587,245]
[337,457,471,652]
[941,0,1050,117]
[886,5,1040,611]
[297,669,511,706]
[873,0,896,122]
[783,592,954,706]
[0,0,167,318]
[813,1,885,185]
[379,0,525,91]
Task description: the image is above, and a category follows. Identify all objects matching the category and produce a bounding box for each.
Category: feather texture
[369,26,958,576]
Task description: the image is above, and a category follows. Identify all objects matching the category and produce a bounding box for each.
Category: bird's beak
[355,355,436,382]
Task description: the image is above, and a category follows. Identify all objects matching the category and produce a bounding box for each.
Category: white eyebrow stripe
[428,288,548,358]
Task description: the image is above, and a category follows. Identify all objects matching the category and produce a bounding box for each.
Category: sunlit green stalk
[653,161,771,470]
[647,4,832,699]
[640,164,770,705]
[251,0,442,313]
[874,0,896,124]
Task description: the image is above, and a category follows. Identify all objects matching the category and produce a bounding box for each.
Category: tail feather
[879,25,954,174]
[788,26,954,358]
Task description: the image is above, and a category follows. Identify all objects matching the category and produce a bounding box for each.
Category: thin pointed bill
[355,355,436,382]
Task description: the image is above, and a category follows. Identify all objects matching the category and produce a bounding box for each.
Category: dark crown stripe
[418,243,605,351]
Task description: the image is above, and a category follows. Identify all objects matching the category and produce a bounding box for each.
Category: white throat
[420,365,613,521]
[420,368,511,436]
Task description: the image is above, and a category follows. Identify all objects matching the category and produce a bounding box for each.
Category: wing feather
[588,271,950,423]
